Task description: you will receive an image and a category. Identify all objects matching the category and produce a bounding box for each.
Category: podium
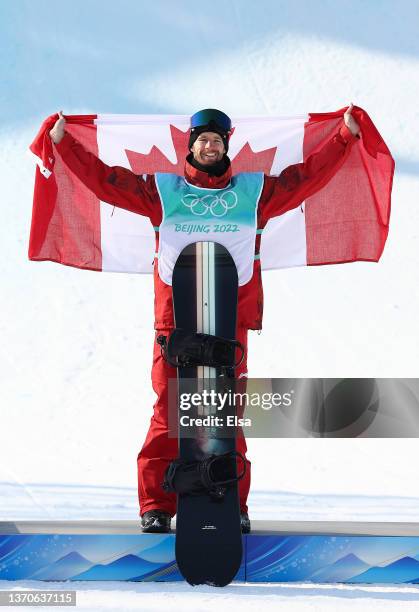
[2,520,419,583]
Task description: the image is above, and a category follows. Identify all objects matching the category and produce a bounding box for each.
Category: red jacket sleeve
[259,123,359,225]
[55,132,161,226]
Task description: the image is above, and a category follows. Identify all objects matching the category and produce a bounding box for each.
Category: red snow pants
[137,327,251,517]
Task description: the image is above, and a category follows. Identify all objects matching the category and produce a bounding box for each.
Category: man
[49,106,360,533]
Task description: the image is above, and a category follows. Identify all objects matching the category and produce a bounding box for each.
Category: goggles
[190,109,232,133]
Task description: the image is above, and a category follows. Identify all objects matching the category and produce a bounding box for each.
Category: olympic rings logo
[181,191,238,217]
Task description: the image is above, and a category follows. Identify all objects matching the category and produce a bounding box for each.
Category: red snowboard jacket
[55,124,358,330]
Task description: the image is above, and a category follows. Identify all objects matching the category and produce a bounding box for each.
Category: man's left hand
[344,103,360,137]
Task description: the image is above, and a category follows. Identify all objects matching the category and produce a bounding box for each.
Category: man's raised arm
[50,111,159,223]
[259,104,361,224]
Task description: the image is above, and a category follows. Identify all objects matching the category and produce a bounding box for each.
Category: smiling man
[191,132,225,164]
[49,106,360,533]
[187,110,231,172]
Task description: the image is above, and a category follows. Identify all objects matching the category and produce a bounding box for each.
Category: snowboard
[171,241,242,586]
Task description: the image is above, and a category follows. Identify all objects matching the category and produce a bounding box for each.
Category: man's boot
[141,510,171,533]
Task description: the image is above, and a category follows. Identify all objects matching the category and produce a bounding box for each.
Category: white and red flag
[28,108,394,273]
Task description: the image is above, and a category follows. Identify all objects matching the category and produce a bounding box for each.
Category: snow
[4,483,419,524]
[2,0,419,608]
[2,581,419,612]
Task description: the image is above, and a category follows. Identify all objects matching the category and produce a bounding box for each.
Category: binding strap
[162,451,247,500]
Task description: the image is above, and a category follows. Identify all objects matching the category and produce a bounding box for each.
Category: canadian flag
[28,108,394,274]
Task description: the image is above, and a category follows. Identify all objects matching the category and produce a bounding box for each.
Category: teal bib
[155,172,264,286]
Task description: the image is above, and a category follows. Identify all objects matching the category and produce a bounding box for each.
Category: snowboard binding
[157,328,244,372]
[162,450,246,500]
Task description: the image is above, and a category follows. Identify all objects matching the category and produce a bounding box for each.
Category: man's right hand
[50,111,66,144]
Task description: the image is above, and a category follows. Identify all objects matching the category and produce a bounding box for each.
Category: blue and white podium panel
[246,534,419,583]
[0,533,182,582]
[1,521,419,583]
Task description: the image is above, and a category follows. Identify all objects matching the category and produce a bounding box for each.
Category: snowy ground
[2,581,419,612]
[3,483,419,524]
[2,0,419,608]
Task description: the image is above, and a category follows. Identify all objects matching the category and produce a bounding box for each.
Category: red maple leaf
[125,125,277,176]
[230,142,277,175]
